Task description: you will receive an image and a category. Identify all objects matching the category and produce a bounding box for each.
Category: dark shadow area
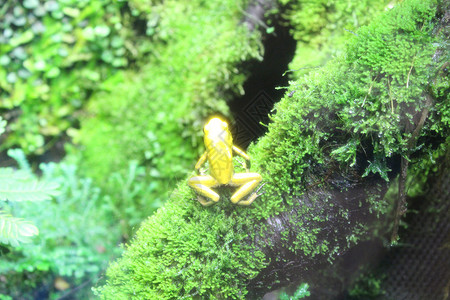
[229,20,297,149]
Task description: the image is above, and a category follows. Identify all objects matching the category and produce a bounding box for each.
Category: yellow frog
[188,117,262,206]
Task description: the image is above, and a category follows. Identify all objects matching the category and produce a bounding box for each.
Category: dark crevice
[230,10,297,149]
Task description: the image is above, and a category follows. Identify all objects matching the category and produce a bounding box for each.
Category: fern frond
[0,210,39,246]
[0,180,59,202]
[0,167,32,182]
[7,148,31,172]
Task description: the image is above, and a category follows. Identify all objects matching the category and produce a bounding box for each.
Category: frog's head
[204,117,232,148]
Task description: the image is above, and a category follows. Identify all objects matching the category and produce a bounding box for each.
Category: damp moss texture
[281,0,398,78]
[95,0,448,298]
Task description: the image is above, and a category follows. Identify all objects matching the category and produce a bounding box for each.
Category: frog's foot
[236,182,266,206]
[230,173,262,205]
[197,196,216,206]
[235,192,258,206]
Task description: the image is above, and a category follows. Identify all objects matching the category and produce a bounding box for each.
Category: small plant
[104,160,163,240]
[348,273,385,299]
[0,118,59,247]
[1,157,122,299]
[279,283,311,300]
[0,172,58,246]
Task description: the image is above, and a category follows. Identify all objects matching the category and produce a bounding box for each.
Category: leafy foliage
[347,273,385,299]
[254,0,444,206]
[0,0,136,153]
[2,1,263,297]
[0,147,59,247]
[0,119,58,247]
[1,161,122,299]
[0,178,59,202]
[103,160,163,239]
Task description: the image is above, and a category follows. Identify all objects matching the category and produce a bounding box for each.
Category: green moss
[95,0,446,298]
[254,0,441,202]
[280,0,396,78]
[251,0,445,258]
[95,183,267,299]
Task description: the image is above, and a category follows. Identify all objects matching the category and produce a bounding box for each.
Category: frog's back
[207,143,233,184]
[203,117,234,184]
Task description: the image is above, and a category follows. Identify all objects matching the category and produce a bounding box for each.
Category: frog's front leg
[230,172,262,206]
[188,175,220,206]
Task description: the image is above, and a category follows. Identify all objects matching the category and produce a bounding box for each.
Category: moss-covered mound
[95,0,448,298]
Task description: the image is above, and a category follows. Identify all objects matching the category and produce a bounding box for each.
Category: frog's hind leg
[188,175,220,206]
[230,173,262,205]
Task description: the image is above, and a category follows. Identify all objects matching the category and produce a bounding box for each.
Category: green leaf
[330,139,358,166]
[0,55,11,66]
[23,0,39,9]
[0,211,39,246]
[363,159,391,182]
[111,36,124,48]
[266,27,275,34]
[94,25,111,37]
[17,222,39,237]
[11,79,26,105]
[101,50,114,63]
[9,30,34,48]
[279,283,310,300]
[34,59,47,71]
[46,67,61,78]
[292,283,311,299]
[0,168,31,182]
[0,180,59,202]
[63,7,80,18]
